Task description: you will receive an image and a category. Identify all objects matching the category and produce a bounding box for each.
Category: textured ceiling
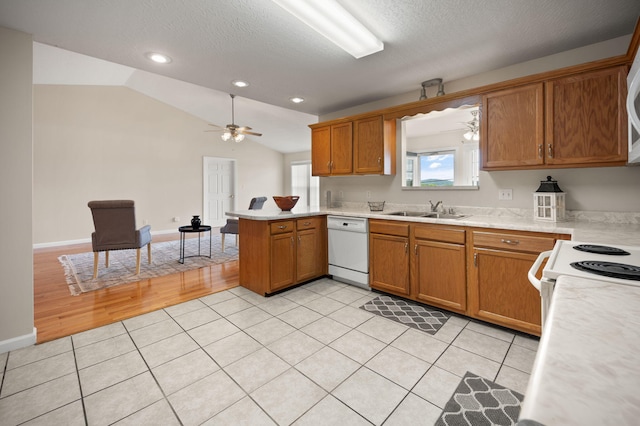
[1,0,639,152]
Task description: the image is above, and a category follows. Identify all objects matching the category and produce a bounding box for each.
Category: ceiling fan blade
[238,126,253,131]
[240,130,262,136]
[204,129,224,132]
[207,123,224,129]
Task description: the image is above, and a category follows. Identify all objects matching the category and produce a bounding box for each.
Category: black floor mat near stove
[436,372,524,426]
[360,294,451,335]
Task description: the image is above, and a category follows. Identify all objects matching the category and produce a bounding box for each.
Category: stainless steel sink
[385,211,432,217]
[385,211,467,219]
[433,213,467,219]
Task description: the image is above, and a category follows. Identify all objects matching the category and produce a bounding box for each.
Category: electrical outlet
[366,191,372,199]
[498,189,513,200]
[142,219,148,225]
[173,216,180,222]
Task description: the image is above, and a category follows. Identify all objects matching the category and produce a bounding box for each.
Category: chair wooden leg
[147,243,152,264]
[221,234,226,252]
[93,252,99,278]
[105,251,109,268]
[136,248,141,274]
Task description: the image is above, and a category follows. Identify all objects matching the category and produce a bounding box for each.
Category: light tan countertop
[518,275,640,426]
[226,204,640,245]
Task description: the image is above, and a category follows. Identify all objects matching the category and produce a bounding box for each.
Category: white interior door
[203,157,236,227]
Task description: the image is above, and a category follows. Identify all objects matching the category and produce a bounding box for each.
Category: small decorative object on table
[191,215,201,229]
[533,176,565,222]
[273,196,300,211]
[368,201,385,212]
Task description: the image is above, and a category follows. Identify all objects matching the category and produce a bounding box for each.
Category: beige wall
[33,85,285,244]
[0,27,35,350]
[319,34,640,214]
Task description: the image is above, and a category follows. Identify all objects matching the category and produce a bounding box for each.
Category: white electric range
[529,240,640,328]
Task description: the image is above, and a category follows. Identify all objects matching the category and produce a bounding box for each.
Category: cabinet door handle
[327,161,331,170]
[538,144,543,158]
[404,242,408,254]
[547,144,553,158]
[298,236,301,244]
[474,252,478,267]
[501,239,519,245]
[378,157,381,164]
[414,244,418,255]
[291,236,294,246]
[278,225,288,230]
[303,221,311,226]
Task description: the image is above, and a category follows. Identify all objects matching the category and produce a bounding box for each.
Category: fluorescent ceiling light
[271,0,383,59]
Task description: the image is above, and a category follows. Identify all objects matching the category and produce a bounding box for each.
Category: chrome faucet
[429,200,442,212]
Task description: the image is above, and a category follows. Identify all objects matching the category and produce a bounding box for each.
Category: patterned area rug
[436,372,524,426]
[360,295,451,335]
[59,235,237,295]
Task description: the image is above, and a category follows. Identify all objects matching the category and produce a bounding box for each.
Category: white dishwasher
[327,215,369,289]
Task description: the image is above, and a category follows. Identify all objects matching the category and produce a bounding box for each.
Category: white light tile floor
[0,277,539,425]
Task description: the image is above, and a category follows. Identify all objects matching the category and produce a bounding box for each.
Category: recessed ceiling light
[232,80,249,88]
[146,52,172,64]
[290,97,305,104]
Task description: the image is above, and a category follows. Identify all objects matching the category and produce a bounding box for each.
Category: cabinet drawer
[473,231,555,253]
[414,224,465,244]
[270,221,295,235]
[297,217,321,230]
[369,220,410,237]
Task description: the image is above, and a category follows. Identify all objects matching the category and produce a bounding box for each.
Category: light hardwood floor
[33,233,238,344]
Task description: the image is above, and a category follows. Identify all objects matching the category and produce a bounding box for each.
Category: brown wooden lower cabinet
[369,220,570,336]
[413,224,467,314]
[467,229,570,336]
[239,216,327,296]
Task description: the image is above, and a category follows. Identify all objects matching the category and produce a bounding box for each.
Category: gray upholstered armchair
[88,200,152,278]
[220,196,267,252]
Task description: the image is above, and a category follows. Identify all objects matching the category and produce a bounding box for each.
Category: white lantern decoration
[533,176,565,222]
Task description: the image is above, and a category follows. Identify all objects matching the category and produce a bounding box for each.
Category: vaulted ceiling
[1,0,638,153]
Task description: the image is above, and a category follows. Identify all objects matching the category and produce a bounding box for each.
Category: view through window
[291,161,319,207]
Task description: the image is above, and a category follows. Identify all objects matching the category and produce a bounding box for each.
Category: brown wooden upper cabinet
[310,115,395,176]
[546,66,627,166]
[481,65,628,170]
[311,122,353,176]
[481,83,545,169]
[354,115,396,174]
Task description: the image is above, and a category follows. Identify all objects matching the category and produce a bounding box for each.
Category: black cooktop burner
[571,261,640,281]
[573,244,630,256]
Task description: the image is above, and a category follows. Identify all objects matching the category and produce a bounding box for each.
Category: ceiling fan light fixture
[271,0,383,59]
[233,133,245,143]
[221,131,232,142]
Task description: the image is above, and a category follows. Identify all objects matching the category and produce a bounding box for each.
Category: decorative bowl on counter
[273,195,300,211]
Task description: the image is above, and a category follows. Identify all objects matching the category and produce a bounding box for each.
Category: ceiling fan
[206,94,262,142]
[461,110,480,141]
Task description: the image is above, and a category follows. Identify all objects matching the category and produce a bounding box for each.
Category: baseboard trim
[0,327,37,354]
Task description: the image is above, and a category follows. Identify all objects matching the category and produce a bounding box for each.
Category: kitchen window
[291,161,319,207]
[418,150,455,187]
